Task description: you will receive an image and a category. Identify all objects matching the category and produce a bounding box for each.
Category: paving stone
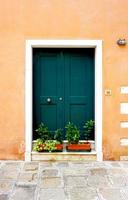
[10,186,36,200]
[98,188,125,200]
[90,167,107,176]
[64,176,87,187]
[92,162,106,167]
[123,176,128,187]
[69,162,88,168]
[53,162,69,168]
[41,168,60,177]
[107,168,126,176]
[108,175,126,187]
[37,188,67,200]
[0,180,14,194]
[109,162,121,167]
[39,162,53,168]
[120,162,128,168]
[122,188,128,199]
[17,172,37,185]
[0,170,19,180]
[0,194,9,200]
[67,187,99,200]
[87,175,111,188]
[1,162,21,171]
[83,161,94,168]
[39,177,63,188]
[62,168,89,176]
[23,162,39,172]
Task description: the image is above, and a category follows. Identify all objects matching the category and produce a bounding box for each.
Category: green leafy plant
[83,120,95,141]
[44,140,59,152]
[54,129,63,144]
[65,122,80,144]
[33,138,44,152]
[35,122,50,142]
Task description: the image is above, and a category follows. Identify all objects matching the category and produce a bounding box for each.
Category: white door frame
[25,40,103,161]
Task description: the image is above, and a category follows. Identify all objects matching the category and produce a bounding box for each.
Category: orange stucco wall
[0,0,128,160]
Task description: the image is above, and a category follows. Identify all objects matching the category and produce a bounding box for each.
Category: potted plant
[65,121,94,152]
[65,122,81,151]
[35,122,50,142]
[83,119,95,151]
[54,129,63,151]
[33,139,62,152]
[33,138,45,152]
[33,123,63,152]
[33,123,50,152]
[44,140,61,152]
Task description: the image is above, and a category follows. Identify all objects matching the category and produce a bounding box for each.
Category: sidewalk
[0,161,128,200]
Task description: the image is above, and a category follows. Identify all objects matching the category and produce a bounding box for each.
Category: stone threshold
[31,150,97,161]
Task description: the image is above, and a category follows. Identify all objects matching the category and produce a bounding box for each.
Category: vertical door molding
[25,40,103,161]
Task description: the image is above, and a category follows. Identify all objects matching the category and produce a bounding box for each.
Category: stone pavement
[0,161,128,200]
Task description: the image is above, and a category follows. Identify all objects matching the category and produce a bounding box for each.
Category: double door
[33,48,94,139]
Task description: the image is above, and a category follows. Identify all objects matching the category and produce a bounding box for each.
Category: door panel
[64,49,94,138]
[33,49,64,138]
[40,105,57,130]
[33,48,94,139]
[39,54,58,131]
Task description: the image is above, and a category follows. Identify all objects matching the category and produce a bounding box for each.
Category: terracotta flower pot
[38,143,63,152]
[66,143,91,152]
[55,144,63,151]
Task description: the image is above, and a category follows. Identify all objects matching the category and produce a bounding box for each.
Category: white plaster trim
[25,40,103,161]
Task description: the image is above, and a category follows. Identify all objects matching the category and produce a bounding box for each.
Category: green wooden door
[33,48,94,139]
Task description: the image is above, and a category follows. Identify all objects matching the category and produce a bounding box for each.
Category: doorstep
[31,151,97,161]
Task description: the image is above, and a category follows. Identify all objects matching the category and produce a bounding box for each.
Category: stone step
[31,151,97,161]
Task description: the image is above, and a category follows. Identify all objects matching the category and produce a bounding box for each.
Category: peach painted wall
[0,0,128,160]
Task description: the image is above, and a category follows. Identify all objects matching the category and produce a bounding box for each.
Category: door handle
[47,98,52,103]
[59,97,63,101]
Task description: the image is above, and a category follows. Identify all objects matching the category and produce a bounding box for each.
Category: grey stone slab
[23,162,39,172]
[107,168,126,176]
[98,188,125,200]
[90,167,107,176]
[0,194,9,200]
[10,186,36,200]
[108,175,126,187]
[120,161,128,167]
[39,162,53,168]
[0,170,19,180]
[53,162,69,168]
[64,176,87,187]
[83,161,94,168]
[109,162,121,167]
[124,176,128,186]
[37,188,68,200]
[17,172,37,185]
[0,180,14,194]
[67,187,99,200]
[41,168,60,177]
[62,168,89,176]
[87,175,111,188]
[1,162,21,171]
[122,188,128,199]
[69,162,89,169]
[39,177,63,188]
[92,162,106,167]
[0,162,21,180]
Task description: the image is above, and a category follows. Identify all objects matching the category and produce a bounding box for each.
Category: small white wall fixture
[25,40,103,161]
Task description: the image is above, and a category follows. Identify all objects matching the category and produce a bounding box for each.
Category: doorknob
[59,97,63,101]
[47,98,51,103]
